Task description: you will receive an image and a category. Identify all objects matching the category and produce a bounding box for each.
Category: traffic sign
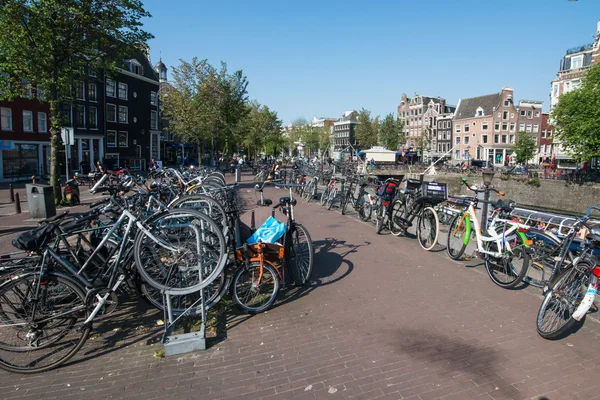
[61,127,74,146]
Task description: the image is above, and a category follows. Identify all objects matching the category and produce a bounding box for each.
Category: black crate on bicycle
[417,182,447,204]
[406,178,422,191]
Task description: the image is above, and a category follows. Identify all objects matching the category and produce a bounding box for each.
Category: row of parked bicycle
[281,162,600,342]
[0,166,314,374]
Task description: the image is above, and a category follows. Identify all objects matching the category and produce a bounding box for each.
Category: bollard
[15,192,21,214]
[250,210,256,231]
[271,209,275,218]
[9,184,14,202]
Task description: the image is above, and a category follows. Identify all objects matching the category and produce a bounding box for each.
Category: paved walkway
[0,173,599,400]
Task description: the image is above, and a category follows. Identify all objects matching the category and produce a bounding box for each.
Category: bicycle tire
[357,195,371,221]
[134,209,227,295]
[326,189,336,210]
[170,194,228,229]
[536,265,589,340]
[417,206,439,251]
[375,205,385,234]
[525,229,574,289]
[320,187,330,206]
[483,225,530,289]
[0,272,91,374]
[390,199,406,237]
[230,262,279,314]
[287,224,314,285]
[341,191,350,215]
[446,213,468,260]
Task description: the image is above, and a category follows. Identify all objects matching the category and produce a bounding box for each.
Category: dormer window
[571,55,583,69]
[475,107,484,117]
[126,59,144,76]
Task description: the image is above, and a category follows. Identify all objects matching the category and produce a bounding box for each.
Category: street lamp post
[481,169,495,232]
[211,128,217,167]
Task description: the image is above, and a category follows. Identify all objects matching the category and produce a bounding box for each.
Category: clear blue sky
[142,0,600,125]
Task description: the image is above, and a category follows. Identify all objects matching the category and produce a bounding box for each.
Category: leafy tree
[0,0,153,200]
[512,131,537,165]
[416,127,431,162]
[160,58,249,161]
[551,63,600,161]
[354,108,378,149]
[378,113,404,150]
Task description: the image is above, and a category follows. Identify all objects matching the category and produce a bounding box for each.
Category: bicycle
[325,177,347,210]
[0,191,227,373]
[536,206,600,339]
[341,175,372,221]
[230,183,314,313]
[374,178,401,235]
[446,177,531,289]
[386,178,445,251]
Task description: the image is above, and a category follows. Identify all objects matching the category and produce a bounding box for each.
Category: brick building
[397,94,447,162]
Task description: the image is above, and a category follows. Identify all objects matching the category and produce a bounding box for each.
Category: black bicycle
[341,174,372,221]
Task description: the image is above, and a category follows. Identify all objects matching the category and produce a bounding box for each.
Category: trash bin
[26,184,56,219]
[235,168,241,183]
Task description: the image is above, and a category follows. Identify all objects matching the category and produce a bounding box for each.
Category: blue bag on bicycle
[247,216,287,245]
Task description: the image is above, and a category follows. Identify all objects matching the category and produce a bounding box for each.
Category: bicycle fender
[463,215,472,246]
[572,275,598,321]
[517,231,531,248]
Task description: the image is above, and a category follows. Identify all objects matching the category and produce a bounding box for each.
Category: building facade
[0,90,51,181]
[397,94,447,161]
[333,110,358,153]
[103,55,160,170]
[516,100,543,162]
[549,20,600,168]
[453,92,500,163]
[538,113,553,164]
[436,111,454,159]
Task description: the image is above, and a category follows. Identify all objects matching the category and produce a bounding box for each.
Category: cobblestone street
[0,174,599,400]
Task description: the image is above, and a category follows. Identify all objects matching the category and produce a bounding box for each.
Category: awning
[357,151,365,155]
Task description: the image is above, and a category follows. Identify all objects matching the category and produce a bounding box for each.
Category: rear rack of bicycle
[491,206,600,238]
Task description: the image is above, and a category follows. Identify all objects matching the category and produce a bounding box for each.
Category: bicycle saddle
[279,196,297,206]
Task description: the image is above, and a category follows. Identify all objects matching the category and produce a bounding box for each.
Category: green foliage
[527,178,541,187]
[551,63,600,161]
[354,108,378,149]
[378,113,404,150]
[236,101,282,157]
[160,58,249,150]
[512,131,537,164]
[0,0,153,198]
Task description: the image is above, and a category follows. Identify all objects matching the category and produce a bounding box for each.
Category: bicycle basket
[418,182,447,204]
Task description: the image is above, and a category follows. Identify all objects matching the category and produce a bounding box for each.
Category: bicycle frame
[456,203,530,257]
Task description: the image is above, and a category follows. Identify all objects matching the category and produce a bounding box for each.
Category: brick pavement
[0,172,599,400]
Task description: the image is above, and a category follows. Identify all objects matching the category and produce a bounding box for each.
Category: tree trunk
[49,99,62,202]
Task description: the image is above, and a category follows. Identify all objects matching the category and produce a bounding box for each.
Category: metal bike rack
[159,220,226,356]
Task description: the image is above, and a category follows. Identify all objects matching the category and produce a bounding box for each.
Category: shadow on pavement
[276,237,367,308]
[393,327,517,398]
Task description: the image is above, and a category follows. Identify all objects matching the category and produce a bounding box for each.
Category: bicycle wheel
[375,204,386,234]
[0,273,91,374]
[303,181,313,201]
[139,271,227,315]
[287,224,314,285]
[341,191,351,215]
[169,194,228,230]
[446,213,468,260]
[326,189,336,210]
[525,229,574,289]
[320,187,330,206]
[230,262,279,314]
[390,199,406,237]
[536,265,589,340]
[417,206,439,251]
[134,209,227,295]
[357,195,371,221]
[483,226,530,289]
